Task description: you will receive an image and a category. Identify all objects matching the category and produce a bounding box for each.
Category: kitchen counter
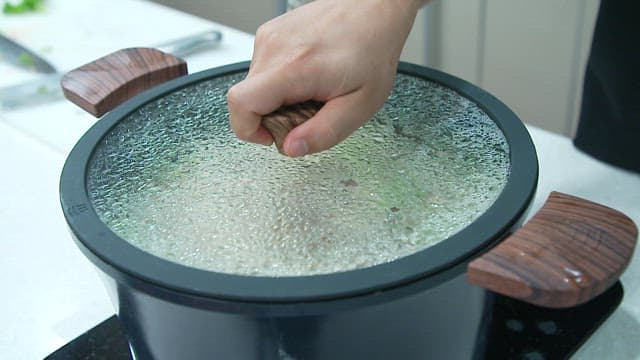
[1,1,638,359]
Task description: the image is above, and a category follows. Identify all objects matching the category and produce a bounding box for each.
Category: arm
[227,0,430,157]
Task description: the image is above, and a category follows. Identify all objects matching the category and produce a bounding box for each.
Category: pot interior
[86,70,510,277]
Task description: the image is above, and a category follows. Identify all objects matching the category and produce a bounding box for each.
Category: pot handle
[468,191,637,308]
[60,48,187,117]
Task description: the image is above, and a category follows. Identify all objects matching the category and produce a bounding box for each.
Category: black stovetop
[45,282,623,360]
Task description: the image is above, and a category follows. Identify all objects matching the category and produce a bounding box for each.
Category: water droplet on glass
[86,73,510,276]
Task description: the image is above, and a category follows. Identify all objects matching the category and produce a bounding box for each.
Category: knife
[0,34,57,73]
[0,29,223,110]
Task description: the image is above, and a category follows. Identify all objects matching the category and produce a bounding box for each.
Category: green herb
[17,51,35,67]
[3,0,44,14]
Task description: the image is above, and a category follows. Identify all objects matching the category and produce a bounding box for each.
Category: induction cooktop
[45,282,623,360]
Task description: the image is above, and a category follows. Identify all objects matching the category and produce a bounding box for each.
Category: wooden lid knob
[261,100,324,154]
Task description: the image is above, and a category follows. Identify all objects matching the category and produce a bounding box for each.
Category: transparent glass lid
[87,72,510,277]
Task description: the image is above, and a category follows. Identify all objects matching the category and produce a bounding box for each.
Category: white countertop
[1,1,638,359]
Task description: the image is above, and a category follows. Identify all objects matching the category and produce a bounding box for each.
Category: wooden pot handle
[60,48,187,117]
[468,191,637,308]
[261,101,324,155]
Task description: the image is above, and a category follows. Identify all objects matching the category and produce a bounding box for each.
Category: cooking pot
[59,48,638,360]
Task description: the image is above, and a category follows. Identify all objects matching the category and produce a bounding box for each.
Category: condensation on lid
[87,72,510,276]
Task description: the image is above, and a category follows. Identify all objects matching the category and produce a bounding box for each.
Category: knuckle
[255,23,268,39]
[286,44,314,67]
[226,85,242,110]
[255,22,278,46]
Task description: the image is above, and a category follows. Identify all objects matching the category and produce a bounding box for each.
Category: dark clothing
[573,0,640,173]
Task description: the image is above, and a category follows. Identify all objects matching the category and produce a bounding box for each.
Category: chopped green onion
[17,51,35,67]
[3,0,45,14]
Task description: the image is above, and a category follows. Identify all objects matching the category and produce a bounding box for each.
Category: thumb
[282,92,379,157]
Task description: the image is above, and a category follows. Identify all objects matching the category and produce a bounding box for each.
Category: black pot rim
[59,61,538,304]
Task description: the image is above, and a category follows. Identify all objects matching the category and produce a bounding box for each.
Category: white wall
[429,0,600,136]
[150,0,283,33]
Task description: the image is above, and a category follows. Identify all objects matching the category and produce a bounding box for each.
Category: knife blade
[0,29,223,110]
[0,34,56,74]
[0,73,62,109]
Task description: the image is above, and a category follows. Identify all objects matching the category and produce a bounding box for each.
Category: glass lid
[86,71,510,277]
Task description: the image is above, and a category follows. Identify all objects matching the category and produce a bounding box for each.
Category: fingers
[282,91,380,157]
[227,71,276,146]
[227,67,315,146]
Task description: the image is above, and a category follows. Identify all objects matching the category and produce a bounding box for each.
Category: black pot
[59,48,637,360]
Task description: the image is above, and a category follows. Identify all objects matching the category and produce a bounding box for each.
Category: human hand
[227,0,428,157]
